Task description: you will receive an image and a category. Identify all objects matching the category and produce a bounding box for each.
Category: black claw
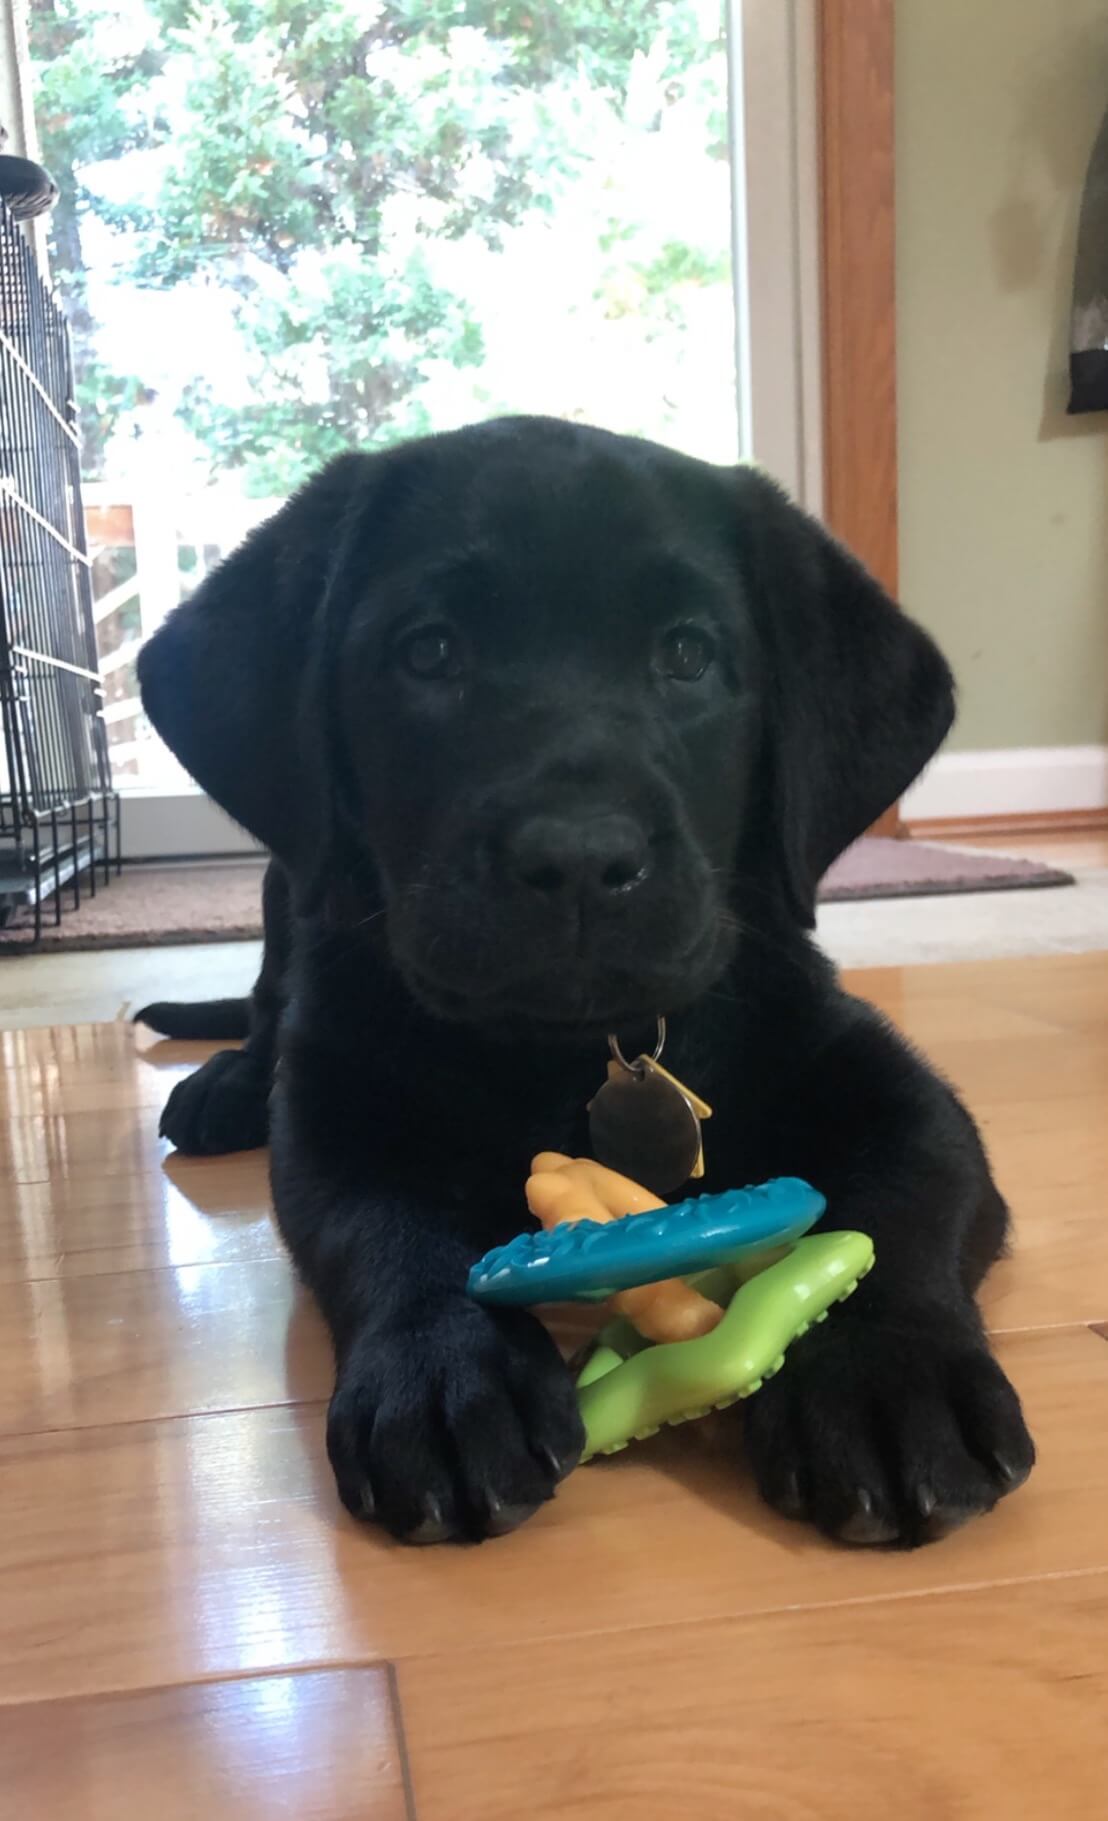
[405,1497,451,1546]
[776,1469,806,1519]
[917,1502,981,1544]
[990,1451,1030,1488]
[537,1444,571,1482]
[483,1495,542,1537]
[837,1488,900,1547]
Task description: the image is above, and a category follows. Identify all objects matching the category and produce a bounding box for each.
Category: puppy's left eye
[657,625,715,682]
[395,625,461,680]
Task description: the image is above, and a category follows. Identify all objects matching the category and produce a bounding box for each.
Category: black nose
[505,813,651,900]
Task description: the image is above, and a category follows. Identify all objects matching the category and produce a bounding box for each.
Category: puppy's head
[140,418,952,1031]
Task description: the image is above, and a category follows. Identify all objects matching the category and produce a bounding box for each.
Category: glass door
[30,0,819,855]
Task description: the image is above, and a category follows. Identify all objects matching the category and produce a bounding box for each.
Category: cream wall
[895,0,1108,753]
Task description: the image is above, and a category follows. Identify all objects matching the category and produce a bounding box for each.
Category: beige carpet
[0,861,268,952]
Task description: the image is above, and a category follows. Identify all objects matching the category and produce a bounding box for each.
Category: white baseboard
[902,745,1108,823]
[121,792,262,861]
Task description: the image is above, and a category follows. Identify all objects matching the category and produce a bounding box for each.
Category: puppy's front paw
[159,1048,270,1155]
[326,1300,584,1543]
[743,1317,1034,1548]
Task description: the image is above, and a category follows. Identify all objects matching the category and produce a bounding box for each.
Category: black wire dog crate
[0,200,119,944]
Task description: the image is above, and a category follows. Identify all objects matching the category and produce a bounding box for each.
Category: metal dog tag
[587,1021,712,1198]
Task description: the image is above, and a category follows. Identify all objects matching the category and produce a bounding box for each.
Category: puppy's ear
[735,468,954,926]
[137,453,373,876]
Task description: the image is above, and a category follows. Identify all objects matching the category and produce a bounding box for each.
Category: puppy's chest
[409,1036,780,1196]
[417,1050,593,1166]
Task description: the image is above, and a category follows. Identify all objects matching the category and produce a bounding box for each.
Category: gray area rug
[0,840,1073,953]
[820,837,1073,903]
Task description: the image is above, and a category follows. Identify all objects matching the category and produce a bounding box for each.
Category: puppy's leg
[270,1069,583,1544]
[159,861,290,1155]
[741,1007,1034,1547]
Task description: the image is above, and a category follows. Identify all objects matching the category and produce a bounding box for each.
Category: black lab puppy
[138,416,1034,1546]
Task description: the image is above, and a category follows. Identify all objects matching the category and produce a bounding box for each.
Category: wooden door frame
[818,0,901,834]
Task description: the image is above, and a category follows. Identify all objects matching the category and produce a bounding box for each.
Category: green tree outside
[31,0,733,494]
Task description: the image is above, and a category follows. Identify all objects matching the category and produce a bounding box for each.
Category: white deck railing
[83,487,283,783]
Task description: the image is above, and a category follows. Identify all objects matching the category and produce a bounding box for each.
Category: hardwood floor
[0,953,1105,1816]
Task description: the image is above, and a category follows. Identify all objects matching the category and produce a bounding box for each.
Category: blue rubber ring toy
[467,1177,826,1307]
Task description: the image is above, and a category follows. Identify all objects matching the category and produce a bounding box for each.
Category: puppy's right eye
[656,624,715,683]
[395,625,460,680]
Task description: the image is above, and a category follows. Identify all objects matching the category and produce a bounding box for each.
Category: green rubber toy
[575,1230,874,1461]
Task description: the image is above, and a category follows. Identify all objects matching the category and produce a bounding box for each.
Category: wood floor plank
[0,1667,410,1820]
[0,1152,280,1285]
[940,1032,1108,1113]
[850,956,1108,1331]
[981,1114,1108,1331]
[850,949,1108,1036]
[0,1033,242,1185]
[398,1571,1108,1821]
[0,1326,1103,1705]
[0,1106,173,1186]
[0,1256,328,1436]
[0,1024,201,1117]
